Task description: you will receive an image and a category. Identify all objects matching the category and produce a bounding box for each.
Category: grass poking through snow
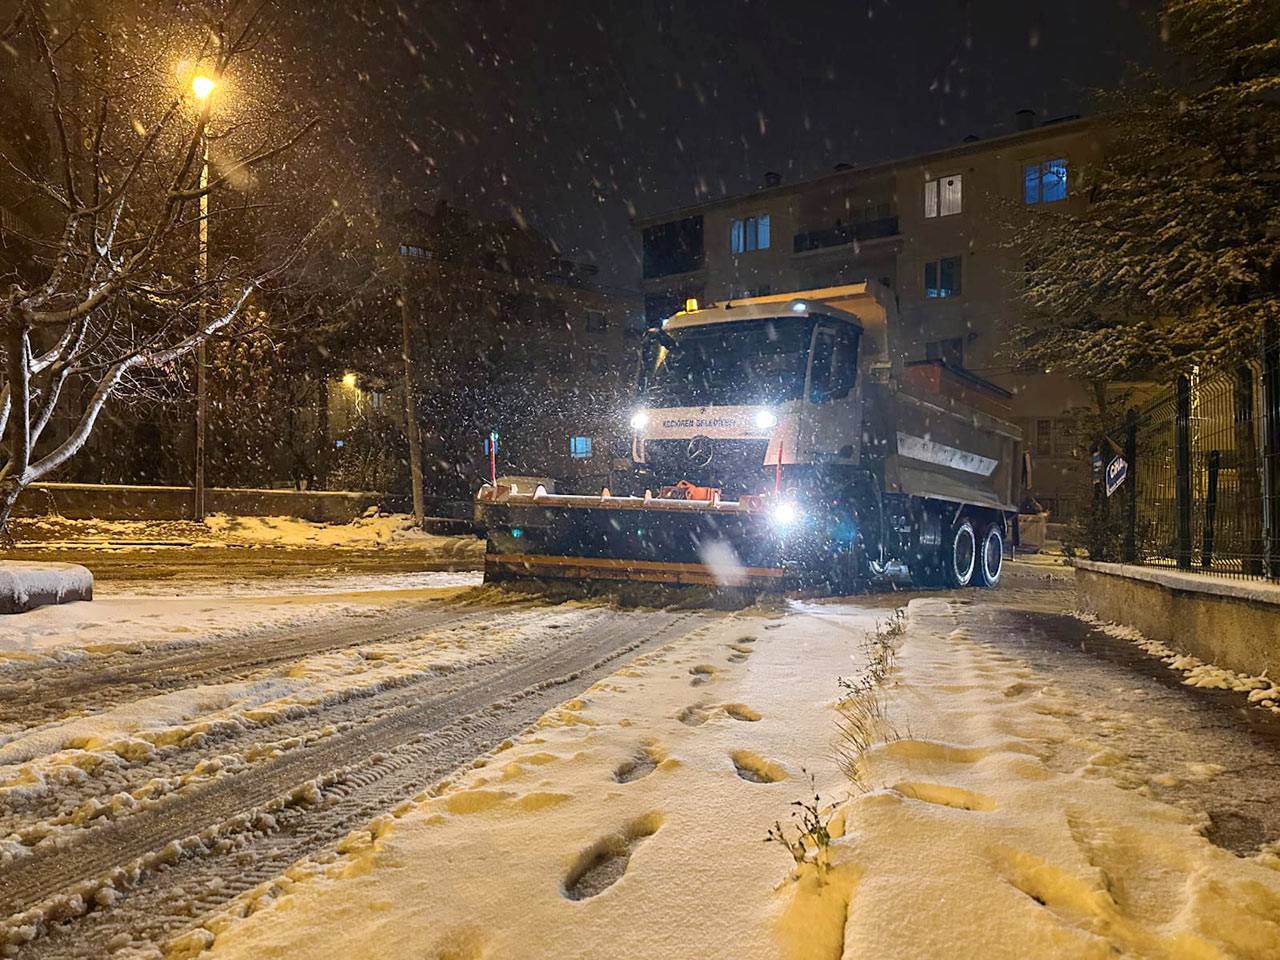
[835,609,906,792]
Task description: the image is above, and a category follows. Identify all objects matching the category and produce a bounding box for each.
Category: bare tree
[0,0,323,528]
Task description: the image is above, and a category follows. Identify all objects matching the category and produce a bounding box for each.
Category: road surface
[1,558,1277,958]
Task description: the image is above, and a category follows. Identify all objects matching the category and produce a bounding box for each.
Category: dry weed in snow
[834,609,905,790]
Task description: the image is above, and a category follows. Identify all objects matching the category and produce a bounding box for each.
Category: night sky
[318,0,1163,284]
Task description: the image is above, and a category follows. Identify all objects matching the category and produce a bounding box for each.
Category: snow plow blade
[474,484,786,591]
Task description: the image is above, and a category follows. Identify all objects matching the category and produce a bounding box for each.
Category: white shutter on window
[924,179,939,218]
[941,175,962,215]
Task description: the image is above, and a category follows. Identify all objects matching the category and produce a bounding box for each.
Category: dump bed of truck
[878,360,1022,513]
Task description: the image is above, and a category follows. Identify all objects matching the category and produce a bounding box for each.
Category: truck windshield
[640,316,811,406]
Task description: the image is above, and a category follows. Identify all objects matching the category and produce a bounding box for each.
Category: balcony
[793,215,900,254]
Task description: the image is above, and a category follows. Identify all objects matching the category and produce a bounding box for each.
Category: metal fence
[1112,327,1280,580]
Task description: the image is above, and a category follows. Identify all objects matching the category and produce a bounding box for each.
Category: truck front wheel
[946,518,978,588]
[977,522,1004,588]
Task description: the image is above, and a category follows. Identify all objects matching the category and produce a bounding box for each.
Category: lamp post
[191,73,215,521]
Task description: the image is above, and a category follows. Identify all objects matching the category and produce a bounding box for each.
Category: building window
[586,310,608,334]
[642,215,704,278]
[924,175,962,218]
[569,436,593,459]
[924,256,962,298]
[730,214,771,253]
[926,337,964,367]
[1024,159,1068,204]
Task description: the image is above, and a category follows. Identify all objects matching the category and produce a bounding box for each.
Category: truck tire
[946,518,978,588]
[977,521,1004,588]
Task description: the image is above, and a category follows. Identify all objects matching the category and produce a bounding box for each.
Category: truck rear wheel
[977,522,1004,588]
[946,518,977,588]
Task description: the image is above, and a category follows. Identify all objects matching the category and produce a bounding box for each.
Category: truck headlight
[754,409,778,429]
[772,501,802,528]
[630,410,650,431]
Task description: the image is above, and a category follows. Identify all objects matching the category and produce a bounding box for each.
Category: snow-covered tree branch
[0,0,323,527]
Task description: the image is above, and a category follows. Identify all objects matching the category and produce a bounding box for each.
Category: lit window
[730,214,771,253]
[924,256,963,298]
[569,436,593,459]
[1024,159,1068,204]
[924,175,962,218]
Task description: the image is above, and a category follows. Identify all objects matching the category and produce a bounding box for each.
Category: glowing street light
[192,74,216,100]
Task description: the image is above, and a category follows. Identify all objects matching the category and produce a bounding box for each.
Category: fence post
[1175,375,1193,570]
[1264,319,1280,578]
[1123,408,1138,563]
[1235,365,1264,575]
[1202,450,1220,570]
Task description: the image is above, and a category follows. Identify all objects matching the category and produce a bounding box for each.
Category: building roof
[634,115,1095,228]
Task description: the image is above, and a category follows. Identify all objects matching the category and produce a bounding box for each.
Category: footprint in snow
[614,743,666,784]
[892,782,995,811]
[721,703,762,722]
[688,664,718,686]
[562,812,663,901]
[677,704,709,726]
[731,750,787,783]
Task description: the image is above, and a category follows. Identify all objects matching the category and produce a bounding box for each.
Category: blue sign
[1105,456,1128,497]
[1092,450,1103,480]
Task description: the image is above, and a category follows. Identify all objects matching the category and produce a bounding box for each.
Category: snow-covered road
[0,584,707,958]
[3,565,1279,959]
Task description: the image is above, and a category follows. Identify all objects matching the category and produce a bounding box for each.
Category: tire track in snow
[0,601,494,728]
[1,607,704,957]
[0,604,557,847]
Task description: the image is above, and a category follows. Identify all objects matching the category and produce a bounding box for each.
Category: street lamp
[192,74,216,100]
[192,73,215,521]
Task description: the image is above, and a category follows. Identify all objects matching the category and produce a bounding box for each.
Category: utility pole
[399,258,425,525]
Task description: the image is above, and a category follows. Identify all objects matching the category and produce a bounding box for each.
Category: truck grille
[642,438,772,497]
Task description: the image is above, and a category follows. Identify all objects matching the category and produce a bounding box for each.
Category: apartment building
[636,113,1107,518]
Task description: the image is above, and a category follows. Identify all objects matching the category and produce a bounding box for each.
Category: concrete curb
[0,561,94,614]
[1073,559,1279,678]
[1072,559,1280,607]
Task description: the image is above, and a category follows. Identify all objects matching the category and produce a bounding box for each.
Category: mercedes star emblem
[686,435,714,467]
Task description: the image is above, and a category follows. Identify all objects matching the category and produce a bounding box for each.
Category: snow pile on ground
[7,517,224,548]
[0,561,92,613]
[174,598,1280,960]
[202,513,481,556]
[0,595,353,662]
[7,512,484,558]
[1078,612,1280,713]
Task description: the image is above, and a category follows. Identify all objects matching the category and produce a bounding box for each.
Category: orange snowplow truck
[475,282,1023,594]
